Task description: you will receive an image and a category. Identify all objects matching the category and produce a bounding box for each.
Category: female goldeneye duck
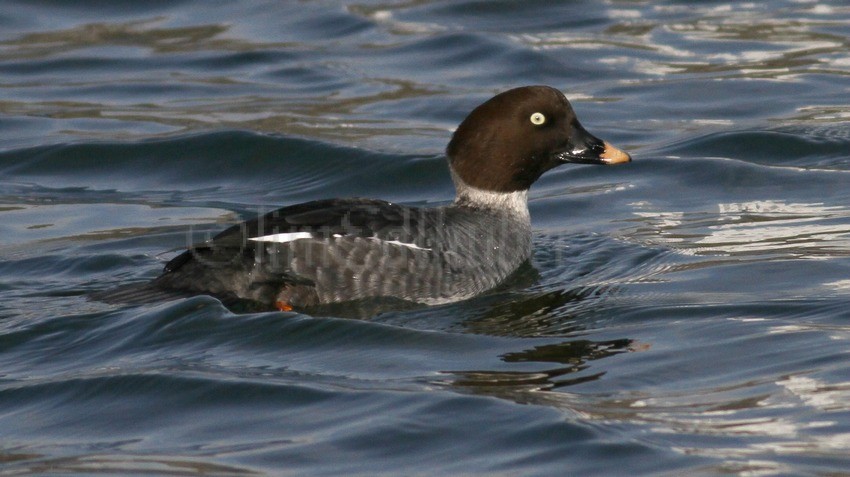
[100,85,631,312]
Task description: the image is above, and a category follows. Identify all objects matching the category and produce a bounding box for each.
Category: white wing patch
[249,231,314,243]
[375,238,432,251]
[248,232,431,251]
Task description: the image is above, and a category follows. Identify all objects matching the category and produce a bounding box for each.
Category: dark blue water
[3,1,850,475]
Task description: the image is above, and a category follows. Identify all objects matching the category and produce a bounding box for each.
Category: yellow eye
[530,112,546,125]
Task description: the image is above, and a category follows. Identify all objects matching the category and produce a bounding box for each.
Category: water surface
[2,1,850,475]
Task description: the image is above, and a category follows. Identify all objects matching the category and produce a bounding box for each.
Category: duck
[107,85,631,312]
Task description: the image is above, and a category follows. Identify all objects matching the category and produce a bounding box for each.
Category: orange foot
[275,301,294,312]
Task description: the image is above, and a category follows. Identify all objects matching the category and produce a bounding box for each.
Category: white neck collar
[450,169,530,222]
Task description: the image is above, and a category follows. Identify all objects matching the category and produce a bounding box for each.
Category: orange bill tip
[600,141,632,165]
